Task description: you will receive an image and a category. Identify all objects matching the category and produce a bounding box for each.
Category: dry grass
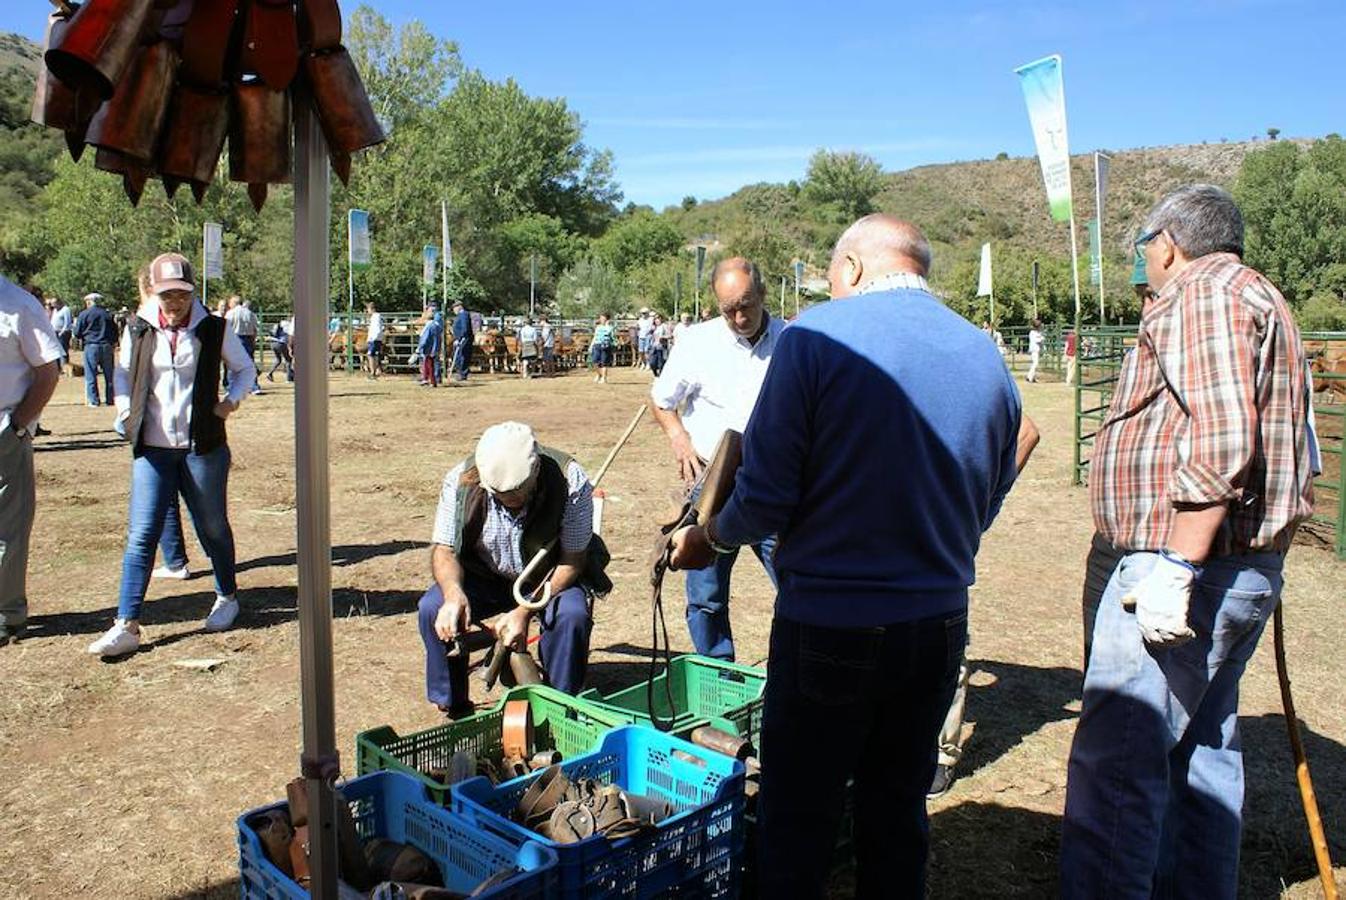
[2,367,1342,898]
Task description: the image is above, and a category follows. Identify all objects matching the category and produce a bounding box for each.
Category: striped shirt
[1089,252,1314,555]
[431,458,594,579]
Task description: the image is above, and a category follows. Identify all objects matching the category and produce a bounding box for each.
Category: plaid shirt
[1090,252,1314,555]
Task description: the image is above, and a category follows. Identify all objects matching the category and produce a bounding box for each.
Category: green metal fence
[999,324,1067,379]
[1072,327,1346,560]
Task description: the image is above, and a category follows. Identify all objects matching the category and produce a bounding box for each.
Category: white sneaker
[88,620,140,657]
[152,564,190,580]
[204,595,239,632]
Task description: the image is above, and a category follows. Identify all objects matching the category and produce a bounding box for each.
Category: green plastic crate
[580,654,766,741]
[356,685,633,805]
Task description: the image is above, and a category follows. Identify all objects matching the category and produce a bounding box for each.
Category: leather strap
[501,698,533,762]
[180,0,241,86]
[240,0,299,90]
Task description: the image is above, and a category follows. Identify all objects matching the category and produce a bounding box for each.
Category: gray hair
[709,258,765,300]
[832,214,933,276]
[1143,184,1243,259]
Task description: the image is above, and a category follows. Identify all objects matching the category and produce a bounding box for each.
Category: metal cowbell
[229,80,291,211]
[44,0,157,100]
[31,9,101,160]
[159,83,229,203]
[303,46,384,184]
[85,41,178,163]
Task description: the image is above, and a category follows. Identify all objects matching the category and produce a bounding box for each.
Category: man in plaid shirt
[1060,185,1315,899]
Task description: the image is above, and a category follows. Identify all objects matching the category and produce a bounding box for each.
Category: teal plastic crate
[356,684,634,805]
[580,654,765,740]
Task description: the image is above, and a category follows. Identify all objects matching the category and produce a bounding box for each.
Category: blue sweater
[715,289,1021,627]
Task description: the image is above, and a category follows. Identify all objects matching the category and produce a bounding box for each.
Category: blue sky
[7,0,1344,209]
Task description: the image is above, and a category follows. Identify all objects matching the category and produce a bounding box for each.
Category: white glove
[1121,553,1197,647]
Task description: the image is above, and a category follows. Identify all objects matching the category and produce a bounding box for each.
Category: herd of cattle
[326,322,642,375]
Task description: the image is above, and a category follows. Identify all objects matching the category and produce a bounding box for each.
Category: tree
[1298,292,1346,331]
[346,6,462,129]
[1266,127,1280,141]
[802,149,885,219]
[1235,135,1346,305]
[594,211,682,272]
[556,257,627,319]
[681,195,697,211]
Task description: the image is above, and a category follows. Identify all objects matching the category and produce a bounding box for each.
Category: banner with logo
[203,222,223,278]
[695,245,707,290]
[793,260,805,291]
[348,209,371,269]
[1088,220,1102,285]
[422,245,437,286]
[977,243,993,297]
[1094,152,1111,224]
[1015,54,1074,223]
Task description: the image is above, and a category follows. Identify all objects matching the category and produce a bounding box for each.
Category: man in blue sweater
[673,215,1023,898]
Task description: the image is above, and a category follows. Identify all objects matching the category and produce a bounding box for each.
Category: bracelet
[1159,548,1198,574]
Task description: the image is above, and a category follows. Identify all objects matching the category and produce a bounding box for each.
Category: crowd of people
[0,184,1323,899]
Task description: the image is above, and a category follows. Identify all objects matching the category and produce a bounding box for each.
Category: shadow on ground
[959,659,1082,779]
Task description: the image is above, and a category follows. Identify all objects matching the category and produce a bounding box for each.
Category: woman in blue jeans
[88,254,256,658]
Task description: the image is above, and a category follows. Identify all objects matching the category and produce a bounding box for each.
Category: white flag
[977,243,993,297]
[1095,152,1111,225]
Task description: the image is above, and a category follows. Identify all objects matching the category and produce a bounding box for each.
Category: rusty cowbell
[159,83,230,203]
[95,147,151,206]
[85,41,178,164]
[44,0,157,100]
[31,7,100,161]
[229,79,291,211]
[303,46,385,185]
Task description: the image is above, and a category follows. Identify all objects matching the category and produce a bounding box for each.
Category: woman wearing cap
[88,253,257,658]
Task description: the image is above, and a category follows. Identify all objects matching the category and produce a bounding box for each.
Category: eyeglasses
[1134,228,1164,250]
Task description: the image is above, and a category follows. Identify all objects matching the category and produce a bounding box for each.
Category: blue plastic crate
[452,725,745,899]
[237,770,557,899]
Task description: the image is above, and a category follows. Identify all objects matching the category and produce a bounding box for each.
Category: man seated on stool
[417,421,610,718]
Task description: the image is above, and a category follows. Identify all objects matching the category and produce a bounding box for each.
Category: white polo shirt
[0,277,63,431]
[650,314,785,460]
[114,298,256,450]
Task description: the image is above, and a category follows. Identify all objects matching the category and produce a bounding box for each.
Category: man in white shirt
[224,295,262,395]
[1026,319,1044,383]
[672,312,692,346]
[636,308,654,370]
[365,301,385,378]
[0,276,62,645]
[517,318,540,379]
[650,257,783,660]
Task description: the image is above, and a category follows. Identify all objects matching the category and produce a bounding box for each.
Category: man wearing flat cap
[416,422,610,717]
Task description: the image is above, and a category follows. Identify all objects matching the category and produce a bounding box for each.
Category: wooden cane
[1273,603,1340,900]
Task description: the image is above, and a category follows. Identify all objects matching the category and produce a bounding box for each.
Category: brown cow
[1311,351,1346,401]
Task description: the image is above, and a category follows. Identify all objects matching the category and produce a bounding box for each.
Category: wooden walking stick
[1273,603,1340,900]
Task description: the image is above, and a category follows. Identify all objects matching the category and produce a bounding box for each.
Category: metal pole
[201,227,208,311]
[530,253,537,317]
[674,271,681,319]
[292,91,339,900]
[1068,215,1084,327]
[794,280,800,318]
[780,275,786,319]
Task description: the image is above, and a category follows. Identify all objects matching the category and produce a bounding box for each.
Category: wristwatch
[1159,547,1198,573]
[704,516,736,555]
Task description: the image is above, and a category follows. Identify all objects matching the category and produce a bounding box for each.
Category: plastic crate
[237,770,556,899]
[357,684,635,805]
[579,655,766,742]
[451,725,745,898]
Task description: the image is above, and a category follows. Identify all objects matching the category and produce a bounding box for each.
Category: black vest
[125,314,227,457]
[453,447,612,595]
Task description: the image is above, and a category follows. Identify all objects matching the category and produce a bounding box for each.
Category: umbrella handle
[513,546,555,611]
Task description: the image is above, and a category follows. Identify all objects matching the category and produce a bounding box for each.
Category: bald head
[710,256,768,339]
[828,214,932,298]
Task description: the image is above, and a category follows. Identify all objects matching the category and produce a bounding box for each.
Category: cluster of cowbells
[31,0,385,209]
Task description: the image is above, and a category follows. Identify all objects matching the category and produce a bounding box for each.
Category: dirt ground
[2,364,1343,898]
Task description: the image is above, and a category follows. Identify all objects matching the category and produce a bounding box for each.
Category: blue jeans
[452,339,471,379]
[684,531,777,661]
[158,499,189,570]
[757,610,967,899]
[1060,551,1284,900]
[416,573,591,709]
[116,445,237,621]
[82,343,114,405]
